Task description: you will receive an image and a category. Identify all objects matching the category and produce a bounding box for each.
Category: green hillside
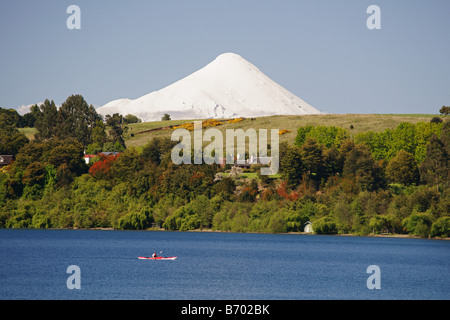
[124,114,437,149]
[6,110,448,239]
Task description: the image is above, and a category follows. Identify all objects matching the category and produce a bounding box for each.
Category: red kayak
[138,256,177,260]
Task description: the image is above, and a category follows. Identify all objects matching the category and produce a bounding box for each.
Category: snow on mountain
[96,53,321,122]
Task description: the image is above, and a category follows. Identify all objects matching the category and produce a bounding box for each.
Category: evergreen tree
[419,134,449,191]
[323,146,344,178]
[87,120,107,153]
[343,144,382,191]
[280,144,303,187]
[440,120,450,153]
[300,138,324,183]
[34,99,58,141]
[105,113,126,150]
[58,95,100,147]
[141,137,175,165]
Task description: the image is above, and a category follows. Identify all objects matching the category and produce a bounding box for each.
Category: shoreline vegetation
[29,226,449,241]
[1,98,449,240]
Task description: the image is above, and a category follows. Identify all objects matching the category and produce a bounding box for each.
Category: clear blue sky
[1,0,449,114]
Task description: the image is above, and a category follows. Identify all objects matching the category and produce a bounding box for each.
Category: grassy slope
[124,114,436,149]
[17,114,437,148]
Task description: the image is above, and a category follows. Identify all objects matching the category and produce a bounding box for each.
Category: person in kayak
[152,252,157,258]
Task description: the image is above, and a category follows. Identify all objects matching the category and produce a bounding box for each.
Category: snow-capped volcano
[96,53,321,122]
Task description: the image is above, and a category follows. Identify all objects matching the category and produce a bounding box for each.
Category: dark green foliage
[439,106,450,115]
[34,96,104,148]
[280,143,303,187]
[343,144,382,191]
[213,177,236,196]
[105,113,126,150]
[322,146,344,178]
[21,105,41,128]
[419,134,449,190]
[0,119,448,239]
[431,216,450,238]
[385,150,419,185]
[118,207,153,230]
[8,137,87,197]
[431,117,443,124]
[403,211,434,238]
[0,108,23,128]
[300,138,324,183]
[0,114,29,155]
[34,99,59,141]
[58,95,100,146]
[161,114,171,121]
[312,216,338,234]
[141,137,176,165]
[123,114,142,124]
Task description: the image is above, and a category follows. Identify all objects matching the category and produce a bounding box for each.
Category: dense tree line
[0,96,143,156]
[0,99,449,238]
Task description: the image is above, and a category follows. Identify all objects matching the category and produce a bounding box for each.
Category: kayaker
[152,252,157,258]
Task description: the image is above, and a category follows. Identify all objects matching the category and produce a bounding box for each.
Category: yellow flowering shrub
[227,118,244,124]
[279,129,291,135]
[172,119,223,131]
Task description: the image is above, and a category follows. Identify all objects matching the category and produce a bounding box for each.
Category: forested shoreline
[1,95,449,239]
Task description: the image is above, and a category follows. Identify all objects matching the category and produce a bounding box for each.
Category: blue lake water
[0,229,448,300]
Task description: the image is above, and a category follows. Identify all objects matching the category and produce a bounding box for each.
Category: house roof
[100,152,120,156]
[0,155,14,166]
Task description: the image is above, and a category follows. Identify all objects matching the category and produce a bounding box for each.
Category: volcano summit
[96,53,321,122]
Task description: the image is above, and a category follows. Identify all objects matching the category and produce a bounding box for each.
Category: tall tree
[280,144,303,187]
[440,120,450,153]
[385,150,419,185]
[141,137,175,165]
[300,138,324,182]
[34,99,58,141]
[105,113,126,150]
[419,134,449,191]
[343,144,382,191]
[323,146,344,178]
[58,95,100,147]
[87,120,107,154]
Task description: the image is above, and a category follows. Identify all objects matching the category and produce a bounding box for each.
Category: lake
[0,229,448,300]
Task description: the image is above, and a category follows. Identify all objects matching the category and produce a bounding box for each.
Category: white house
[304,221,314,234]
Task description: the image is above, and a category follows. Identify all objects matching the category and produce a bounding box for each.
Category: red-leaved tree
[89,154,120,179]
